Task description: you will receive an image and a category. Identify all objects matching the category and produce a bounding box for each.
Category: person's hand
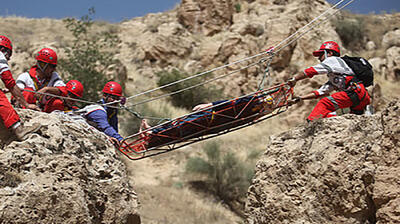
[34,87,47,100]
[287,97,301,106]
[109,137,121,148]
[192,103,212,111]
[1,88,10,93]
[287,77,297,87]
[26,104,40,111]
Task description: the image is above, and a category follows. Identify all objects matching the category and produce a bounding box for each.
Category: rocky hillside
[246,99,400,223]
[1,0,399,118]
[0,0,399,223]
[0,110,140,223]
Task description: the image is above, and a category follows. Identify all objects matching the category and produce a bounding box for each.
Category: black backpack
[341,55,374,87]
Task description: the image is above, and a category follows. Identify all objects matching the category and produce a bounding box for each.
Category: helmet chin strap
[0,47,10,60]
[324,50,328,60]
[36,61,48,74]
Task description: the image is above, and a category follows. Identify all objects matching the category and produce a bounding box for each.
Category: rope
[16,0,355,119]
[125,58,264,107]
[273,0,355,55]
[21,88,121,109]
[117,0,354,107]
[121,106,171,123]
[257,56,274,90]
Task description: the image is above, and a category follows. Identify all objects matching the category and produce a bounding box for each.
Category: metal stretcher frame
[119,83,294,160]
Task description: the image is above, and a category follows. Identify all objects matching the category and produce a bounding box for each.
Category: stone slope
[246,99,400,223]
[0,110,140,224]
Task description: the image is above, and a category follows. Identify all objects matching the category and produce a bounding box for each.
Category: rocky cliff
[246,99,400,223]
[1,0,400,223]
[0,110,140,223]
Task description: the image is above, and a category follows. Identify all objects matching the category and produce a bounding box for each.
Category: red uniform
[16,66,65,105]
[42,86,68,113]
[42,80,83,113]
[303,56,370,121]
[0,51,20,128]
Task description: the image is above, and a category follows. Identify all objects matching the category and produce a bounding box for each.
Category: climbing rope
[116,0,355,108]
[20,88,120,109]
[14,0,355,116]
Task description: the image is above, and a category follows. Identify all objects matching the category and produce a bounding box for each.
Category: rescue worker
[41,80,84,113]
[287,41,370,121]
[0,35,41,140]
[80,81,123,147]
[15,48,65,108]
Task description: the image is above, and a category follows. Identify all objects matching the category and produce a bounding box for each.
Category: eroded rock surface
[246,99,400,223]
[0,110,140,224]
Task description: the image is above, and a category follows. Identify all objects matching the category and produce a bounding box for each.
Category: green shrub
[122,102,173,136]
[234,3,241,13]
[157,69,224,109]
[58,8,121,102]
[333,17,366,51]
[185,141,255,207]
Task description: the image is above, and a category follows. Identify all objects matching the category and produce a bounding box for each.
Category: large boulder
[0,110,140,223]
[382,28,400,49]
[385,46,400,81]
[246,99,400,223]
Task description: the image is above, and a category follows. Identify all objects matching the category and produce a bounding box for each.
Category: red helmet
[35,48,58,65]
[66,80,84,98]
[102,81,122,97]
[313,41,341,57]
[0,35,12,51]
[0,35,13,58]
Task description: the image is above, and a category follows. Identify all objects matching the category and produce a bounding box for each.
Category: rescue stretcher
[119,83,294,160]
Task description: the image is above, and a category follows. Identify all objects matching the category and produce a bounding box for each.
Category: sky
[1,0,399,23]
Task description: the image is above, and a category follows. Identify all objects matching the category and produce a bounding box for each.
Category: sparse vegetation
[333,16,366,51]
[58,8,121,102]
[122,101,174,135]
[185,141,258,216]
[332,11,399,56]
[157,69,224,109]
[234,3,241,13]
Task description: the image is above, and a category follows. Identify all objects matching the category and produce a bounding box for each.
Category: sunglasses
[3,47,12,58]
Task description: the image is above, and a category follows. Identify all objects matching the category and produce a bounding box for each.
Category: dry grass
[133,185,242,224]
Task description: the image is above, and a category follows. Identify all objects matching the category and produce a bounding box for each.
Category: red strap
[22,87,37,104]
[28,66,50,90]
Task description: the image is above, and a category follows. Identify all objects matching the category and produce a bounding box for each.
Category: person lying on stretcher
[134,92,278,150]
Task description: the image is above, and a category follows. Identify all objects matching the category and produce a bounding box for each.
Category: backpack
[341,55,374,87]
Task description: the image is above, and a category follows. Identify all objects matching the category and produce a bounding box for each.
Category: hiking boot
[13,123,42,141]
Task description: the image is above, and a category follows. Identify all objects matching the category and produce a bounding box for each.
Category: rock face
[371,28,400,81]
[177,0,234,36]
[0,110,140,223]
[246,99,400,223]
